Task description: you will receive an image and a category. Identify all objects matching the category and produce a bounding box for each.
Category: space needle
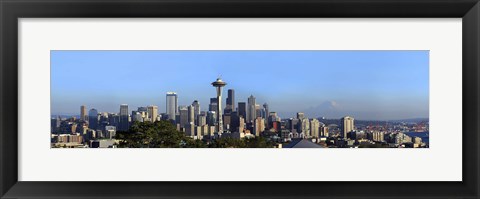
[211,77,227,134]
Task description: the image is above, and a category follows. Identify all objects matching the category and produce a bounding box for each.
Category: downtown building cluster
[51,78,429,148]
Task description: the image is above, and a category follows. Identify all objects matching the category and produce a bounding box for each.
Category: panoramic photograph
[50,50,429,148]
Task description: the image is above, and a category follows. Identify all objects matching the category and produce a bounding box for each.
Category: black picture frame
[1,0,479,198]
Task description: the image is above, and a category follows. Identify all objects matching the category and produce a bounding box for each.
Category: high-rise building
[120,104,129,115]
[320,125,329,137]
[255,104,262,120]
[247,95,256,123]
[137,106,148,112]
[206,111,216,126]
[192,100,200,122]
[263,103,269,116]
[211,78,227,133]
[179,106,189,127]
[310,119,320,138]
[297,112,305,120]
[238,116,245,134]
[197,113,207,126]
[80,105,87,121]
[373,131,384,142]
[51,116,61,133]
[166,92,178,120]
[225,89,235,114]
[253,117,265,136]
[132,111,143,122]
[288,118,299,133]
[209,97,218,112]
[88,108,98,130]
[230,111,240,132]
[119,104,129,131]
[187,105,195,124]
[147,105,158,122]
[238,102,246,118]
[341,116,355,138]
[223,114,231,131]
[263,103,269,121]
[300,118,310,137]
[185,123,195,137]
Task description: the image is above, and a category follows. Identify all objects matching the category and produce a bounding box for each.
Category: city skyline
[51,50,429,120]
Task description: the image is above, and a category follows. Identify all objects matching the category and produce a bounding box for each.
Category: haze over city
[51,50,429,120]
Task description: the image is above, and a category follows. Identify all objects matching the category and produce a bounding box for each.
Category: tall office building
[211,78,227,133]
[206,111,216,126]
[289,118,299,134]
[300,118,310,137]
[147,105,158,122]
[247,95,256,123]
[136,107,148,120]
[179,106,189,127]
[80,105,87,121]
[137,106,148,112]
[225,89,235,114]
[310,119,320,138]
[320,125,329,137]
[119,104,129,131]
[197,113,207,126]
[253,117,265,136]
[238,116,245,134]
[255,104,262,120]
[88,108,98,130]
[192,100,200,121]
[132,111,143,122]
[209,98,218,112]
[263,103,269,118]
[297,112,305,120]
[187,105,195,124]
[223,114,231,131]
[230,111,240,132]
[341,116,355,138]
[51,116,61,133]
[166,92,178,121]
[238,102,246,118]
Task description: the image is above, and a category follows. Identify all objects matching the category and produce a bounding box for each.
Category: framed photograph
[1,0,479,198]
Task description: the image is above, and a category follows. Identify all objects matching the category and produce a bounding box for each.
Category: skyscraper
[179,106,189,127]
[230,111,240,132]
[209,98,218,112]
[300,118,310,138]
[119,104,129,131]
[263,103,269,118]
[253,117,265,136]
[238,102,246,119]
[341,116,355,138]
[255,104,261,120]
[206,111,216,126]
[166,92,178,121]
[192,100,200,122]
[147,105,158,122]
[187,105,195,124]
[197,113,207,126]
[310,119,320,138]
[297,112,305,120]
[225,89,235,114]
[247,95,256,123]
[80,105,87,121]
[211,78,227,133]
[88,108,98,130]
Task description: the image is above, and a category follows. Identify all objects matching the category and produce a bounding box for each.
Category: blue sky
[51,50,429,120]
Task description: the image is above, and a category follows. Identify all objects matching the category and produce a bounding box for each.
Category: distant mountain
[303,101,346,118]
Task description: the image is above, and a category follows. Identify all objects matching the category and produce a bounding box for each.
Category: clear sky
[51,50,429,120]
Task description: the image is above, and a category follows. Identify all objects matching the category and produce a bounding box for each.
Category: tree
[116,121,196,148]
